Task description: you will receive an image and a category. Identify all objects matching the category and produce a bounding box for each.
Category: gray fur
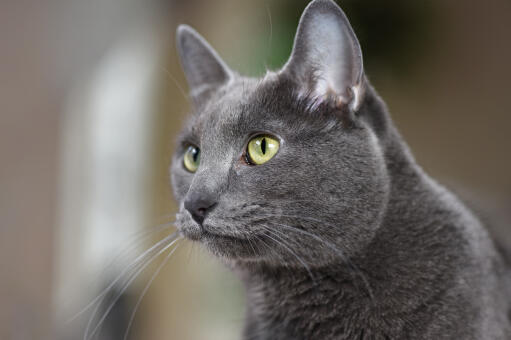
[172,0,511,339]
[176,24,233,108]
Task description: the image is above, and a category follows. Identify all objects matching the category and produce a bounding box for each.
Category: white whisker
[69,230,178,325]
[83,234,181,340]
[260,226,315,282]
[271,222,374,300]
[123,242,182,340]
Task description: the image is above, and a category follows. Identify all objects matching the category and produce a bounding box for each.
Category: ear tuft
[282,0,364,112]
[176,25,232,106]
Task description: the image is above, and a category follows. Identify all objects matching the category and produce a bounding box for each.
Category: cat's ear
[282,0,364,112]
[176,25,233,107]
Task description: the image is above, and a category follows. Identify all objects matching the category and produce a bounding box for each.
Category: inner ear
[281,0,364,112]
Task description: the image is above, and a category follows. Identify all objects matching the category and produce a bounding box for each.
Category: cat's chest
[245,279,390,340]
[244,279,487,340]
[247,302,391,340]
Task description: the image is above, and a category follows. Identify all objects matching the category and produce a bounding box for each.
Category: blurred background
[1,0,510,339]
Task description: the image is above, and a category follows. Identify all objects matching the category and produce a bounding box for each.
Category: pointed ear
[282,0,364,112]
[176,25,232,107]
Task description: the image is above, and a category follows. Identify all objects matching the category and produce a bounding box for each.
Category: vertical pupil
[261,138,266,154]
[192,148,198,162]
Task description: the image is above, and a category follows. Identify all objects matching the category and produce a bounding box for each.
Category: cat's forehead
[184,75,283,139]
[180,72,337,147]
[203,77,260,122]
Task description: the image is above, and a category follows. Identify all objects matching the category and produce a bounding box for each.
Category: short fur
[171,1,511,339]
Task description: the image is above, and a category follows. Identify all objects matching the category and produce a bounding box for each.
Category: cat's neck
[237,264,372,339]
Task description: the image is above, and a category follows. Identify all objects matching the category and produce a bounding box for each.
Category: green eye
[246,135,280,165]
[183,145,200,173]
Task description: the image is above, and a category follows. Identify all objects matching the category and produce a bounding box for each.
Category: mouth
[182,225,251,244]
[179,223,264,260]
[202,229,247,243]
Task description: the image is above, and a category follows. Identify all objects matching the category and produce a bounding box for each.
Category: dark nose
[184,192,217,225]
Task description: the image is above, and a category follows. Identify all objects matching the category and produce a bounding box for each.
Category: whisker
[259,213,334,227]
[123,242,182,340]
[68,228,178,324]
[247,237,258,258]
[265,3,273,66]
[260,226,316,283]
[98,222,175,277]
[85,235,182,340]
[161,66,188,101]
[254,234,279,262]
[257,233,291,266]
[270,222,374,300]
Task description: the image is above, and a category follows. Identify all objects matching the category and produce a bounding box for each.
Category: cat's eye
[246,135,280,165]
[183,145,200,173]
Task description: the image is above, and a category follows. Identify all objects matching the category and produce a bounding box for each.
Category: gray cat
[171,0,511,339]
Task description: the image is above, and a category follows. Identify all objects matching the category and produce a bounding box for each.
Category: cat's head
[171,0,390,268]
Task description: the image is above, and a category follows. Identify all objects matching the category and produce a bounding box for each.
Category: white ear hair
[282,0,364,111]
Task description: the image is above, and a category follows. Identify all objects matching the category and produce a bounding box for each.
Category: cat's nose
[184,192,216,225]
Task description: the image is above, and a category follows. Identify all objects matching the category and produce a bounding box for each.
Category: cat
[171,0,511,339]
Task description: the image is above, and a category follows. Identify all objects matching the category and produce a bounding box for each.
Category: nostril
[191,211,205,225]
[184,193,217,226]
[189,204,215,225]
